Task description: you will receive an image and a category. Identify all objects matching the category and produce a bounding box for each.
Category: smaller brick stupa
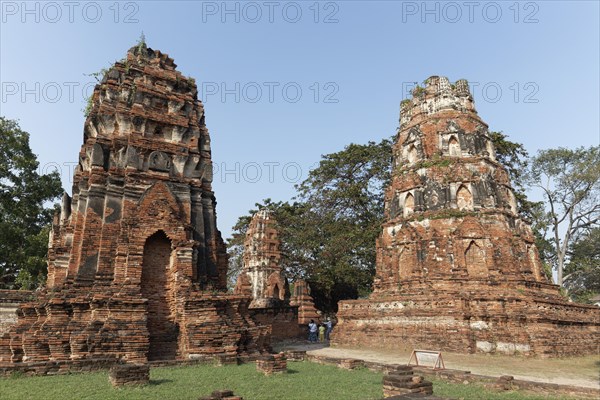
[0,43,270,374]
[234,209,288,308]
[333,76,599,357]
[234,210,311,339]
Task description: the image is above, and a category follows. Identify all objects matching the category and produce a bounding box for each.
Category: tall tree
[293,138,393,310]
[563,227,600,303]
[0,117,63,289]
[489,131,553,275]
[527,146,600,287]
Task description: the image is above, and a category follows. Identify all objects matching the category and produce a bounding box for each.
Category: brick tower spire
[333,76,599,356]
[374,75,544,294]
[0,44,270,371]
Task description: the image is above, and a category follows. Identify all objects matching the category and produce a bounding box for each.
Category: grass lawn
[0,362,586,400]
[431,378,582,400]
[0,361,383,400]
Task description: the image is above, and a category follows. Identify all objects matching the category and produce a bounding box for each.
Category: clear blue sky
[1,0,599,239]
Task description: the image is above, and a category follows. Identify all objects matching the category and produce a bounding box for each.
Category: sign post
[407,349,445,370]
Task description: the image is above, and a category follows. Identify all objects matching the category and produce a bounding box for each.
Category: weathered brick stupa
[0,44,270,374]
[332,76,599,357]
[234,210,302,339]
[235,209,288,308]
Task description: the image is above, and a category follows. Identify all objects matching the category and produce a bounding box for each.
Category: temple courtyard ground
[0,359,594,400]
[275,340,600,389]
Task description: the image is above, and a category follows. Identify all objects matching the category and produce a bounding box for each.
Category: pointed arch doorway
[141,231,178,361]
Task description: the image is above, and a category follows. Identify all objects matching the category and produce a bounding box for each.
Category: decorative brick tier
[256,352,287,375]
[0,290,33,334]
[333,76,600,357]
[0,44,270,374]
[109,363,150,386]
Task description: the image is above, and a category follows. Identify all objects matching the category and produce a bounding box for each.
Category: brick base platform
[383,365,433,397]
[256,352,287,375]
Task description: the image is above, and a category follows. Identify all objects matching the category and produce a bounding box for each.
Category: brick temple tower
[0,44,269,373]
[235,209,287,308]
[234,210,311,339]
[333,76,599,356]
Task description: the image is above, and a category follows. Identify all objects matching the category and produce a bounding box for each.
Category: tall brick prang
[332,76,599,357]
[0,43,270,373]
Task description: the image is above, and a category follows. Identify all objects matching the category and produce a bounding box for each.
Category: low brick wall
[304,353,600,400]
[338,358,364,370]
[413,367,600,399]
[108,363,149,386]
[283,350,306,361]
[256,352,287,375]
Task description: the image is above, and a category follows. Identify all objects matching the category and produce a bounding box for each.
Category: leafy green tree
[563,227,600,303]
[293,139,393,310]
[489,131,553,277]
[0,117,63,289]
[528,146,600,287]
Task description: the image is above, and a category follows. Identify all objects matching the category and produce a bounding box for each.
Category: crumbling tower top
[399,76,477,129]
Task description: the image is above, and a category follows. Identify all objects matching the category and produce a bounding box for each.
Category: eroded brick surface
[333,76,599,357]
[0,291,33,335]
[0,45,270,374]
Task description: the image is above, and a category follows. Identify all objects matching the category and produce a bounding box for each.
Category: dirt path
[274,341,600,389]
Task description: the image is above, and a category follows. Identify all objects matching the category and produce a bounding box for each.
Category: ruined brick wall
[333,76,599,357]
[0,44,269,372]
[249,302,302,340]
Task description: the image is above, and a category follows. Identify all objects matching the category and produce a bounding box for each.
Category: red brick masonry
[333,76,599,356]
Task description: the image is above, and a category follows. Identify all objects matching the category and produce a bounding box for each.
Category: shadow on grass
[286,369,300,375]
[148,379,173,386]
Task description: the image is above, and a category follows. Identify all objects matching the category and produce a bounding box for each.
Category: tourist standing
[325,317,333,340]
[308,319,318,343]
[318,324,326,342]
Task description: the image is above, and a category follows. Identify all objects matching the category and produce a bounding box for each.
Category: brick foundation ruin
[383,366,433,397]
[234,210,304,339]
[255,352,287,375]
[0,44,270,374]
[333,76,599,357]
[109,363,150,386]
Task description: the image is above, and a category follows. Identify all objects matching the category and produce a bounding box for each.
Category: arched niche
[465,240,487,277]
[456,185,473,211]
[404,193,415,217]
[448,135,461,156]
